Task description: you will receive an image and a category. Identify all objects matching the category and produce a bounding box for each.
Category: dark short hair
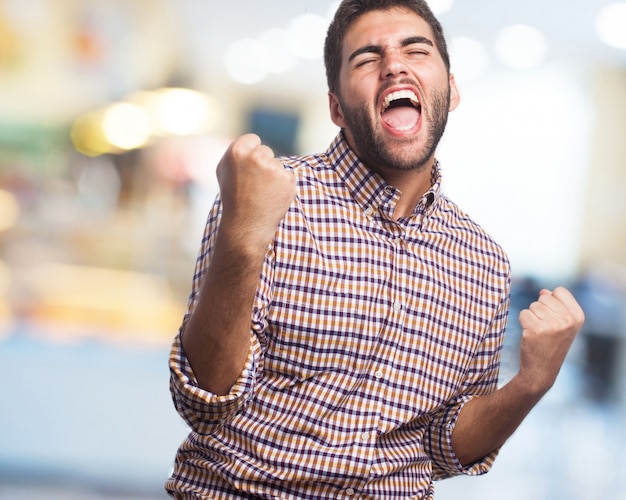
[324,0,450,94]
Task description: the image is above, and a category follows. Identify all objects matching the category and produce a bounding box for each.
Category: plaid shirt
[167,133,511,499]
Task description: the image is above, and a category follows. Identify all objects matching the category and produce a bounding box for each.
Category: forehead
[342,7,435,56]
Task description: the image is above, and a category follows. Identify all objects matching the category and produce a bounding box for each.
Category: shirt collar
[325,132,442,218]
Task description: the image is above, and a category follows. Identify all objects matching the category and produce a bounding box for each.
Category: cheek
[342,76,375,102]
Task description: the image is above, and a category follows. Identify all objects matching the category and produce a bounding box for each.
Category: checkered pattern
[166,133,511,499]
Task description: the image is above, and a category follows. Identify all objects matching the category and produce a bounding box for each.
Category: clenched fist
[517,286,585,396]
[216,134,297,250]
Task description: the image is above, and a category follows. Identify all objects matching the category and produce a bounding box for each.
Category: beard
[340,86,451,173]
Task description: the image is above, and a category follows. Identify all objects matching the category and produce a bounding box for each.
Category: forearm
[182,218,269,395]
[452,287,584,466]
[451,374,544,466]
[180,134,296,396]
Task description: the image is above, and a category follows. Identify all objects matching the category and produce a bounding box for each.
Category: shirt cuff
[169,332,257,435]
[428,396,500,480]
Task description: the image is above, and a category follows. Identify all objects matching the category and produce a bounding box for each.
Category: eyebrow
[348,36,434,63]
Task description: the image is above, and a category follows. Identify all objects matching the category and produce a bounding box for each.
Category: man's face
[329,7,459,174]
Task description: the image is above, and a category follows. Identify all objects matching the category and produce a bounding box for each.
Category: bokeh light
[149,88,218,136]
[101,102,152,151]
[259,28,298,74]
[449,36,490,82]
[596,2,626,50]
[224,38,272,85]
[495,24,548,70]
[287,13,328,60]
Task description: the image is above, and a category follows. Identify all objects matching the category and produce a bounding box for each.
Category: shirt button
[361,431,371,441]
[393,301,402,312]
[374,370,384,380]
[345,488,355,496]
[364,206,374,217]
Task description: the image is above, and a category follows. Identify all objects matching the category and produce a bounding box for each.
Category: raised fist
[216,134,297,248]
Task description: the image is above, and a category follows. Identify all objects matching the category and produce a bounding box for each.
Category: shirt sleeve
[168,329,261,435]
[426,282,511,480]
[167,196,272,436]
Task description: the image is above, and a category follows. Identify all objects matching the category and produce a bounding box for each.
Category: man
[166,1,584,498]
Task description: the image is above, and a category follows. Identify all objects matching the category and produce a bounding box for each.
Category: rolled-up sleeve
[426,395,499,480]
[168,329,261,435]
[426,288,510,480]
[167,195,274,436]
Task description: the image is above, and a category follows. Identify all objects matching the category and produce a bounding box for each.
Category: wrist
[508,371,551,403]
[217,214,276,259]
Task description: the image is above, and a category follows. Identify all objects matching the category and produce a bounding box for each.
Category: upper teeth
[383,90,420,111]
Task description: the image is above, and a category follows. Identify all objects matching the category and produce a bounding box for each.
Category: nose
[381,49,409,79]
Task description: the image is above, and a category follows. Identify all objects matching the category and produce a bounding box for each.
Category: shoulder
[279,152,350,199]
[431,194,510,269]
[280,152,331,176]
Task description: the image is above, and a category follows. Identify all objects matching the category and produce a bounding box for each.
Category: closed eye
[403,36,434,57]
[349,45,383,67]
[405,45,431,58]
[354,56,380,68]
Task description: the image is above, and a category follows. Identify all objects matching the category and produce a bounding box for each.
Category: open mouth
[381,89,421,132]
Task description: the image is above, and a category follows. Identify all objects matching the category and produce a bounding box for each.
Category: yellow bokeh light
[102,102,152,151]
[70,110,111,157]
[71,88,218,156]
[152,87,217,136]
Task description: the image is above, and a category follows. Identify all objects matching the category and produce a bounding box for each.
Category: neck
[374,161,434,220]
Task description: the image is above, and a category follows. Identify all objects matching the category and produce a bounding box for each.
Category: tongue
[382,106,420,130]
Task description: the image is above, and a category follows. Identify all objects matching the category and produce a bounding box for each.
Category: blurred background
[0,0,625,498]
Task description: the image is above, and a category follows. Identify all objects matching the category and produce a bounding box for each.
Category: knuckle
[249,146,273,167]
[229,142,246,162]
[231,134,260,158]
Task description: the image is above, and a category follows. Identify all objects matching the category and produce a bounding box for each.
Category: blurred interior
[1,0,625,498]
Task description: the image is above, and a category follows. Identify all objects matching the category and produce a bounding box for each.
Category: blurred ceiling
[178,0,626,96]
[0,0,625,123]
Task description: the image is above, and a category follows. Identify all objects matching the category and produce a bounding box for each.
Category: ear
[448,73,460,112]
[328,91,348,128]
